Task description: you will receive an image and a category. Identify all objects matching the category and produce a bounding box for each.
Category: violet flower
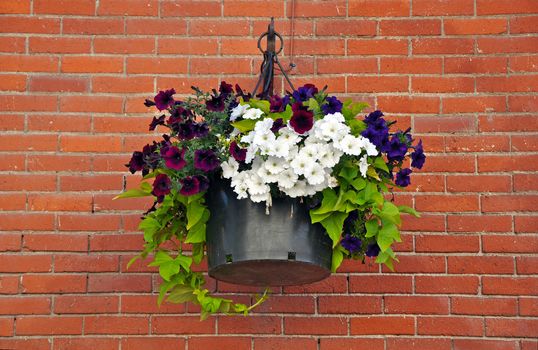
[154,89,176,111]
[179,176,200,196]
[162,146,186,171]
[229,141,246,162]
[411,140,426,169]
[341,234,362,254]
[321,96,343,115]
[365,243,381,257]
[206,94,225,112]
[152,174,171,202]
[292,84,318,102]
[395,168,412,187]
[126,151,144,174]
[384,133,408,162]
[194,149,220,172]
[289,102,314,134]
[149,115,166,131]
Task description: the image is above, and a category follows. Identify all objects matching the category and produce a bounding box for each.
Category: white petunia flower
[283,180,308,198]
[335,134,362,156]
[290,154,315,176]
[242,108,264,120]
[359,155,369,178]
[267,141,290,158]
[327,175,338,188]
[257,165,279,183]
[254,118,274,134]
[246,174,270,195]
[240,132,255,144]
[265,156,287,174]
[304,163,326,185]
[318,145,343,168]
[361,136,379,156]
[253,130,276,148]
[250,192,271,203]
[324,112,345,123]
[221,158,239,179]
[244,144,257,164]
[300,144,321,160]
[277,168,298,189]
[277,127,301,145]
[230,104,249,121]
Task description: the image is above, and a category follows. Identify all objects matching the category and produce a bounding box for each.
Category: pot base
[209,259,331,286]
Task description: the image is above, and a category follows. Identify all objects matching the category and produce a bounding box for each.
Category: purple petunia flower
[219,81,234,96]
[321,96,343,115]
[154,89,176,111]
[193,122,209,138]
[292,84,318,102]
[341,234,362,254]
[126,151,145,174]
[144,99,156,107]
[383,133,408,162]
[411,140,426,169]
[270,118,286,133]
[206,94,226,112]
[289,102,314,134]
[179,176,201,196]
[364,110,384,124]
[194,149,220,172]
[361,118,389,148]
[343,210,359,235]
[152,174,172,202]
[195,174,210,192]
[395,168,412,187]
[167,106,191,125]
[269,95,290,113]
[149,115,166,131]
[162,146,186,171]
[365,243,381,257]
[235,84,252,102]
[175,120,196,140]
[229,141,247,162]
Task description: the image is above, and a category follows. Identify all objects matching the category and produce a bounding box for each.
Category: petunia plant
[117,82,425,318]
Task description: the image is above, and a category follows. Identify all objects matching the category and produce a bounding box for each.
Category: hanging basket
[206,178,333,286]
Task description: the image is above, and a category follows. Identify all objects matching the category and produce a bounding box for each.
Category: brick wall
[1,0,537,349]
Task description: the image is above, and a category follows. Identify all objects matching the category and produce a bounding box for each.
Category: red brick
[34,0,94,14]
[381,19,441,35]
[255,296,315,314]
[348,76,408,93]
[285,317,347,335]
[88,274,152,293]
[378,96,439,114]
[413,38,473,54]
[287,0,346,17]
[122,337,186,350]
[0,95,56,112]
[55,254,119,272]
[316,19,376,36]
[0,193,25,210]
[54,295,119,314]
[483,277,538,296]
[416,276,479,294]
[482,195,538,212]
[447,175,511,193]
[256,337,318,350]
[63,18,124,35]
[348,39,408,55]
[0,114,24,131]
[510,55,538,72]
[0,0,30,14]
[28,115,91,132]
[453,339,518,350]
[517,256,538,275]
[217,316,280,334]
[126,18,186,35]
[515,216,538,233]
[478,75,538,92]
[94,37,155,54]
[85,316,148,335]
[413,0,473,15]
[161,1,220,16]
[98,0,158,15]
[349,275,412,293]
[451,296,517,316]
[17,316,82,335]
[349,0,409,16]
[120,295,185,314]
[0,297,50,315]
[190,19,250,36]
[520,298,538,316]
[284,275,347,293]
[321,338,384,350]
[387,338,452,350]
[60,96,123,113]
[478,37,538,53]
[0,339,50,350]
[62,56,123,73]
[351,316,414,335]
[487,318,538,337]
[449,256,514,275]
[412,76,474,93]
[445,18,507,35]
[416,234,479,253]
[479,155,538,172]
[418,316,483,336]
[30,76,88,93]
[510,15,538,33]
[60,135,122,153]
[60,174,122,191]
[387,255,445,273]
[90,234,144,251]
[445,57,507,74]
[384,296,449,315]
[415,194,478,212]
[54,338,119,350]
[0,255,51,273]
[128,57,188,74]
[477,0,538,14]
[159,38,218,55]
[151,316,215,334]
[512,135,538,152]
[57,214,120,232]
[23,234,88,252]
[0,234,21,252]
[0,16,60,34]
[0,276,19,294]
[0,74,26,91]
[447,215,512,232]
[30,37,91,54]
[381,57,442,74]
[483,235,538,253]
[510,95,538,112]
[29,194,92,212]
[22,274,86,294]
[444,96,506,113]
[0,213,54,231]
[318,296,382,314]
[224,1,284,17]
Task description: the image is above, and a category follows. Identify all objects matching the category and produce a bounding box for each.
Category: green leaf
[310,188,338,216]
[167,285,196,304]
[320,212,348,248]
[379,201,401,226]
[366,166,380,181]
[191,243,205,264]
[373,156,389,173]
[365,219,379,238]
[305,97,320,112]
[113,188,152,200]
[231,119,257,132]
[158,279,178,306]
[185,222,206,244]
[350,177,366,191]
[138,217,161,242]
[176,254,193,272]
[348,119,366,136]
[398,205,421,218]
[248,99,270,114]
[331,246,344,273]
[187,200,205,230]
[339,166,358,183]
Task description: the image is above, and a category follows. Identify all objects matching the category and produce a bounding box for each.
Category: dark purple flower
[175,120,196,140]
[292,84,318,102]
[321,96,343,115]
[144,99,156,107]
[219,81,234,96]
[126,151,144,174]
[229,141,247,162]
[195,175,210,192]
[235,84,252,102]
[270,118,285,133]
[395,168,412,187]
[290,102,314,134]
[206,94,225,112]
[193,122,209,138]
[383,133,408,162]
[361,118,389,148]
[152,174,172,202]
[162,146,186,171]
[194,149,220,172]
[341,234,362,254]
[179,176,201,196]
[365,243,381,257]
[167,106,191,125]
[343,210,359,234]
[364,110,384,124]
[411,139,426,169]
[269,95,290,113]
[154,89,176,111]
[149,114,166,131]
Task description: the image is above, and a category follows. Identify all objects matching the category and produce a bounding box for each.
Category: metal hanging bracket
[252,18,295,98]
